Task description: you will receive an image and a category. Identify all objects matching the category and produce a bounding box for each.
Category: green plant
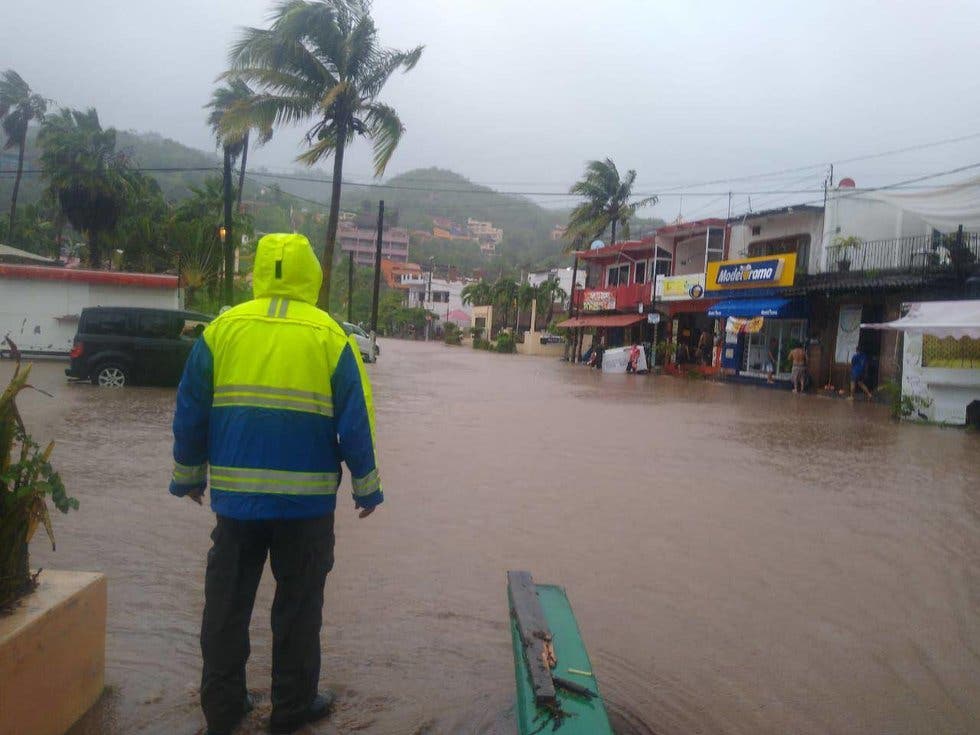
[472,336,489,350]
[0,358,78,609]
[443,322,461,346]
[495,331,516,353]
[832,235,861,270]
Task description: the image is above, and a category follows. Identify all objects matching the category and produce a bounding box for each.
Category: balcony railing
[815,233,980,276]
[572,282,652,311]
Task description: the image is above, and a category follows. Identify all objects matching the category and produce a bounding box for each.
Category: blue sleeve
[331,340,383,509]
[169,339,213,497]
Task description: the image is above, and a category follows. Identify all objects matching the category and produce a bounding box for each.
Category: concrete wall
[729,211,825,274]
[0,571,106,735]
[902,332,980,425]
[673,235,705,276]
[516,331,567,357]
[822,191,932,270]
[0,277,181,356]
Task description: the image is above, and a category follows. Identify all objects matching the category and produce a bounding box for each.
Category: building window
[606,264,629,287]
[706,227,725,263]
[747,234,810,273]
[431,291,450,303]
[634,261,647,284]
[654,247,673,277]
[751,225,762,236]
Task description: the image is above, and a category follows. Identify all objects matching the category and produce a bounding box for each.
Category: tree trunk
[7,136,26,242]
[236,131,249,212]
[610,218,617,246]
[319,121,348,310]
[222,146,235,307]
[88,230,101,268]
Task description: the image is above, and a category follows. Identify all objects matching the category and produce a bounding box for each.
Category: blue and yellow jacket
[169,233,382,519]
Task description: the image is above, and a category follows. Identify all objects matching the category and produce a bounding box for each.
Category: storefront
[703,252,807,382]
[709,297,808,380]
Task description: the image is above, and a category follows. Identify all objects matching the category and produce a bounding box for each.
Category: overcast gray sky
[3,0,980,219]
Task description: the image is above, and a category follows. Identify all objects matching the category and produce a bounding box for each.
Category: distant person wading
[169,233,383,735]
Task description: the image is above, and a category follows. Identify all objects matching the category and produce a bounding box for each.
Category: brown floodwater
[5,340,980,735]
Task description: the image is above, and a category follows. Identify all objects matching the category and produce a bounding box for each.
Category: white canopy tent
[862,300,980,339]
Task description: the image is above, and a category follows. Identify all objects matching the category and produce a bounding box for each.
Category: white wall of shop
[407,277,469,319]
[822,191,932,268]
[901,332,980,425]
[729,211,825,274]
[0,277,180,356]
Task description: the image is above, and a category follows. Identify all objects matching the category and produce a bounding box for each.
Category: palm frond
[363,102,403,176]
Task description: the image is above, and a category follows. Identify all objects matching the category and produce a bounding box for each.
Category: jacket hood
[252,233,322,305]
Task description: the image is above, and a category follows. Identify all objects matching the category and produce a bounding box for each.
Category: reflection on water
[8,344,980,735]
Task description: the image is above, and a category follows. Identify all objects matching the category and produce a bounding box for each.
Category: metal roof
[730,204,824,222]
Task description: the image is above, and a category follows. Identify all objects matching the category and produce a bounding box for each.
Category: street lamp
[218,225,228,243]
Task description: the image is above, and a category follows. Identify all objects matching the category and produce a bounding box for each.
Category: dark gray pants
[200,514,335,732]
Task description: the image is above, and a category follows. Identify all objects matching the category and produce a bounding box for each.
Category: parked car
[342,322,379,363]
[65,307,212,387]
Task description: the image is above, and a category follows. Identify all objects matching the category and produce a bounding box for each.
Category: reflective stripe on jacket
[169,233,382,519]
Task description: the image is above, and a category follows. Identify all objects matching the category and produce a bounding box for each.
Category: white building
[0,264,182,357]
[526,267,585,308]
[405,276,471,326]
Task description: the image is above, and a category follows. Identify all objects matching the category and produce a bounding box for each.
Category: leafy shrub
[443,322,462,346]
[1,358,78,608]
[495,332,516,353]
[472,336,490,350]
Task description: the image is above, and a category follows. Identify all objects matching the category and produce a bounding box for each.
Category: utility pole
[347,251,354,323]
[222,146,234,307]
[369,200,384,334]
[565,254,580,361]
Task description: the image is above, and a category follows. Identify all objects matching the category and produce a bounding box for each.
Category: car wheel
[93,362,128,388]
[374,344,380,357]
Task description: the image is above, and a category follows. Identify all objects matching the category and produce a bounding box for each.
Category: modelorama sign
[705,252,797,291]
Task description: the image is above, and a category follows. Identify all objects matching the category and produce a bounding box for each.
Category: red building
[562,218,731,366]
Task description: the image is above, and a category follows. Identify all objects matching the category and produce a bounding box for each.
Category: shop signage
[706,253,797,291]
[655,273,706,301]
[726,316,765,334]
[582,290,616,311]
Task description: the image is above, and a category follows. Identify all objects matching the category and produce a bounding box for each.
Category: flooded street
[7,339,980,735]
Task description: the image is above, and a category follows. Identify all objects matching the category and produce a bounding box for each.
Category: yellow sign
[705,252,797,291]
[659,273,705,300]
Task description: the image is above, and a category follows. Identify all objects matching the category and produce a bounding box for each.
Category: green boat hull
[509,583,614,734]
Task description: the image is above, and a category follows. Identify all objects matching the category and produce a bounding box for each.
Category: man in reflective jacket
[170,233,382,735]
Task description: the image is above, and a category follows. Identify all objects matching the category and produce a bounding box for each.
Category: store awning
[707,297,805,319]
[556,314,647,329]
[861,299,980,339]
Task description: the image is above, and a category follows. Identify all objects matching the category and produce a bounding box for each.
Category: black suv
[66,307,212,388]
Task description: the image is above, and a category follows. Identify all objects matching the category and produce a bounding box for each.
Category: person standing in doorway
[765,337,779,383]
[169,233,383,735]
[849,347,874,400]
[789,340,807,393]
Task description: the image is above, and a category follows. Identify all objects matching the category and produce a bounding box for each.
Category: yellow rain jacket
[169,233,382,519]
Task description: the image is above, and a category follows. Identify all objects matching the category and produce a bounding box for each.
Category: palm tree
[538,278,567,329]
[206,79,272,211]
[461,279,492,307]
[0,70,48,241]
[491,277,519,333]
[38,108,130,267]
[565,158,657,250]
[223,0,424,309]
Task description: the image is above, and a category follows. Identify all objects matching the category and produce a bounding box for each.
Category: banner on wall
[706,253,797,291]
[582,290,617,311]
[726,317,765,334]
[835,305,862,364]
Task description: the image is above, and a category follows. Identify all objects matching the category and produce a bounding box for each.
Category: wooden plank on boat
[507,570,557,706]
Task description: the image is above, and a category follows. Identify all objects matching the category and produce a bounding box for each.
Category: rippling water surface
[7,340,979,735]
